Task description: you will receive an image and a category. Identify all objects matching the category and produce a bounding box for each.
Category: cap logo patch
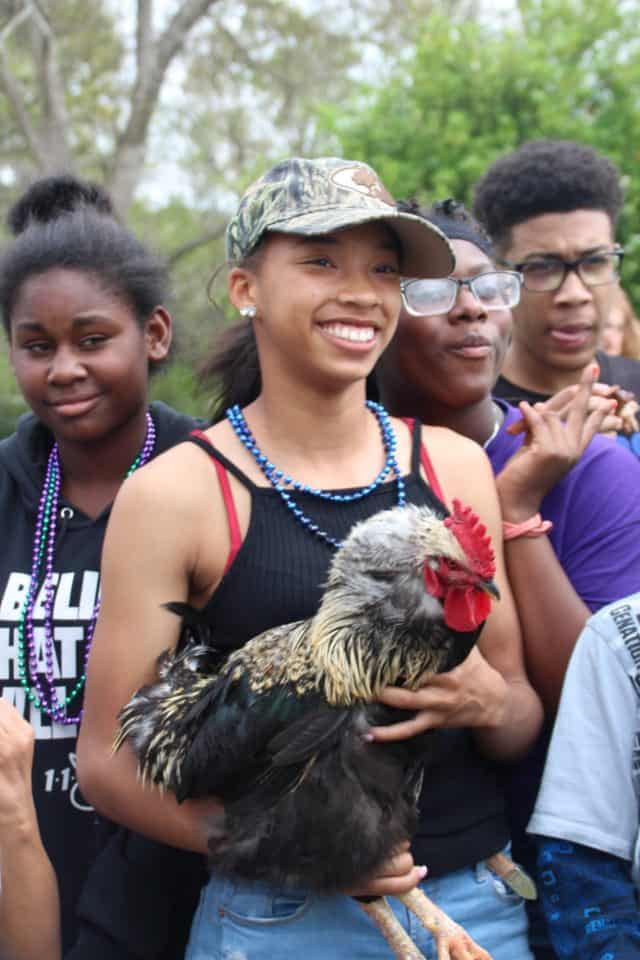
[330,165,395,207]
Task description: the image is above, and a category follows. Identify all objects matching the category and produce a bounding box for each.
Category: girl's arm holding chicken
[373,428,543,760]
[77,435,426,896]
[79,426,540,844]
[77,444,227,854]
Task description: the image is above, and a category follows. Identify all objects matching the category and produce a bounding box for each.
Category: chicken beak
[482,579,500,600]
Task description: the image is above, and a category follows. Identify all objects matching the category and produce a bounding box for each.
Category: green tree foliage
[0,0,224,214]
[326,0,640,303]
[0,349,26,437]
[0,0,474,434]
[3,0,640,437]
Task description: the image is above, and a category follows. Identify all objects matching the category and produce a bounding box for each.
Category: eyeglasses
[401,270,522,318]
[503,249,624,293]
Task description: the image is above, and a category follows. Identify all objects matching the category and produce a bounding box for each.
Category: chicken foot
[398,887,493,960]
[357,897,426,959]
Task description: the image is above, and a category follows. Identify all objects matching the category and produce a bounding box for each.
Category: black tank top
[188,419,507,875]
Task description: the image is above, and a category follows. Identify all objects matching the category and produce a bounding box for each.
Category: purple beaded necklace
[16,411,156,725]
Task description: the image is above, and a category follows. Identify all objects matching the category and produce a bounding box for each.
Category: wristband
[502,513,553,541]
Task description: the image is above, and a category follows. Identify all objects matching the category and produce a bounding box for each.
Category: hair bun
[8,174,114,235]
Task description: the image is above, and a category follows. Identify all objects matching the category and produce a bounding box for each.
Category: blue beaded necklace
[226,400,405,549]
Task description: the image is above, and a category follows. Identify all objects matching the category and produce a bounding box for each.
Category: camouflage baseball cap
[226,157,454,278]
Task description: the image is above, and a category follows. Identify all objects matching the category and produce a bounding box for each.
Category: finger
[542,383,578,412]
[375,865,427,896]
[370,713,436,742]
[564,363,597,435]
[352,864,427,898]
[581,406,610,447]
[514,401,555,442]
[588,395,619,415]
[541,407,571,447]
[377,851,415,878]
[614,386,635,405]
[378,683,451,709]
[600,414,623,433]
[592,382,618,398]
[378,685,426,708]
[504,406,553,435]
[505,416,526,436]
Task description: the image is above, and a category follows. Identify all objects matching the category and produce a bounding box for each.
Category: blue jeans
[185,853,534,959]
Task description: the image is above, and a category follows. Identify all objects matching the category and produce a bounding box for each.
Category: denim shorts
[185,851,534,959]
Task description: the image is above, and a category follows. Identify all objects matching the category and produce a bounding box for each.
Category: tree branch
[154,0,219,79]
[0,2,48,167]
[108,0,221,213]
[215,22,290,86]
[30,0,74,169]
[166,225,226,267]
[136,0,153,79]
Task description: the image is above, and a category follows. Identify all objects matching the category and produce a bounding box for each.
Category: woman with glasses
[375,199,640,960]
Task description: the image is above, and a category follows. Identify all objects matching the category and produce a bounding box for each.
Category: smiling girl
[78,158,541,959]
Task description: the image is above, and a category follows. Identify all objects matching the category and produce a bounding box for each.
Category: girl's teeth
[322,323,375,342]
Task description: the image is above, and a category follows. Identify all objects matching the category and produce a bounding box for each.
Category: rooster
[115,501,502,960]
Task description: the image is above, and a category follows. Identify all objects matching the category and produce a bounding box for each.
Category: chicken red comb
[444,498,495,579]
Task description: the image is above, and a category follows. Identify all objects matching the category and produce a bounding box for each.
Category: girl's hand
[370,647,508,742]
[347,841,427,897]
[498,364,608,520]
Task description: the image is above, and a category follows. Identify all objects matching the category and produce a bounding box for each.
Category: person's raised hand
[498,363,608,520]
[507,365,625,438]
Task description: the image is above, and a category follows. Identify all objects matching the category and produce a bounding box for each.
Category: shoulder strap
[188,430,243,576]
[186,431,254,489]
[400,417,446,504]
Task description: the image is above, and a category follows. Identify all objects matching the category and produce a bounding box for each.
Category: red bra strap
[190,430,242,576]
[400,417,446,504]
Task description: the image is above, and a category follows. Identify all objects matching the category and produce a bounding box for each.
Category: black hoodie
[0,401,206,955]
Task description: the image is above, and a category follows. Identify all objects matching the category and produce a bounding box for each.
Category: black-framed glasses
[401,270,522,318]
[503,248,624,293]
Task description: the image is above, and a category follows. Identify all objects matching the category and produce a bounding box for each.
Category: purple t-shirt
[487,400,640,611]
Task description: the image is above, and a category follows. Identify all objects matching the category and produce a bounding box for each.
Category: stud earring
[240,305,257,320]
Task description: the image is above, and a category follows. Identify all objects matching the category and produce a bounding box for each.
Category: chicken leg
[398,888,492,960]
[358,897,426,959]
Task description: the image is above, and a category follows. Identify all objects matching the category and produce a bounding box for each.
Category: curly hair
[7,174,114,235]
[472,140,623,250]
[0,174,168,337]
[397,198,494,259]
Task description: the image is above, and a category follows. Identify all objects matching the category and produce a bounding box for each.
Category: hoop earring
[240,305,257,320]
